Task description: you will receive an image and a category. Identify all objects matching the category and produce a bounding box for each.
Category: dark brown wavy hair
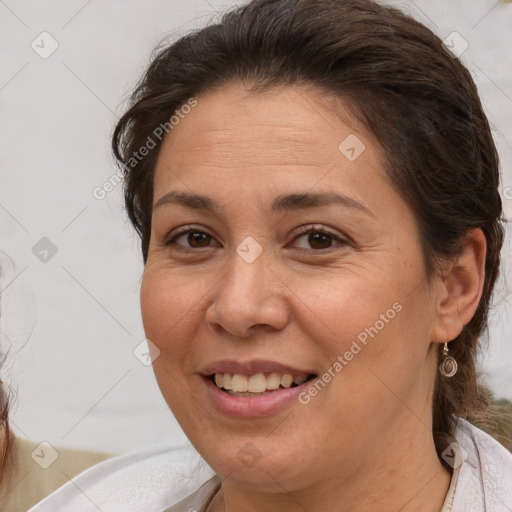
[111,0,506,455]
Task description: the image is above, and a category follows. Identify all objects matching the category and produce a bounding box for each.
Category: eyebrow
[154,190,374,217]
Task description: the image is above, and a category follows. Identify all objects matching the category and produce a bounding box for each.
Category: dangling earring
[439,342,458,377]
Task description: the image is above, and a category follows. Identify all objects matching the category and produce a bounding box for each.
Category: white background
[1,0,511,454]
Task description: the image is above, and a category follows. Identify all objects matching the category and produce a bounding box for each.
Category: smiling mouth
[210,372,317,397]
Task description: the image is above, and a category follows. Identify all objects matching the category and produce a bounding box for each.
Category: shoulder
[26,442,215,512]
[0,437,113,512]
[451,418,512,512]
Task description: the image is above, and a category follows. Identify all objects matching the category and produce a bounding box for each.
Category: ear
[430,228,487,344]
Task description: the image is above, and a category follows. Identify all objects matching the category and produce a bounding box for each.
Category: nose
[204,249,289,338]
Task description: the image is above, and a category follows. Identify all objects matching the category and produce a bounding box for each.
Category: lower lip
[202,376,313,419]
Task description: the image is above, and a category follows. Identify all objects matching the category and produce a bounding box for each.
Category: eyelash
[164,225,348,252]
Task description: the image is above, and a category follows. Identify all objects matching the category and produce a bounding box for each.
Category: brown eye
[293,227,347,251]
[187,232,211,248]
[308,232,333,249]
[165,229,215,249]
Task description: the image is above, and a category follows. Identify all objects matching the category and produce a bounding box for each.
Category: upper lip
[199,359,316,378]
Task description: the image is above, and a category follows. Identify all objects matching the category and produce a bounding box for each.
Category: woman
[29,0,512,510]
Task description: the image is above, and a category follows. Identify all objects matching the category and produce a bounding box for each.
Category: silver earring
[439,342,458,377]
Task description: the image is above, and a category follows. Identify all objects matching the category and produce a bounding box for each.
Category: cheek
[141,268,200,343]
[297,272,400,351]
[140,273,167,346]
[299,264,429,397]
[140,270,201,417]
[140,269,200,385]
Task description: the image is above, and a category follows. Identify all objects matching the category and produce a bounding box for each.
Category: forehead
[157,82,384,169]
[152,82,390,214]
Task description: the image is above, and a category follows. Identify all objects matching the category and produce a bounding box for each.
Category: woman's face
[141,83,443,489]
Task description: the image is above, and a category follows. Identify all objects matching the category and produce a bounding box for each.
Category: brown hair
[0,367,13,486]
[112,0,506,453]
[0,263,14,484]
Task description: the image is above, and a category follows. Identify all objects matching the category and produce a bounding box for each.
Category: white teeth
[231,374,248,392]
[247,373,267,393]
[266,373,281,390]
[213,372,310,392]
[223,373,233,390]
[280,374,293,388]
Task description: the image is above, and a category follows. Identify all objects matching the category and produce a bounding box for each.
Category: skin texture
[141,83,486,512]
